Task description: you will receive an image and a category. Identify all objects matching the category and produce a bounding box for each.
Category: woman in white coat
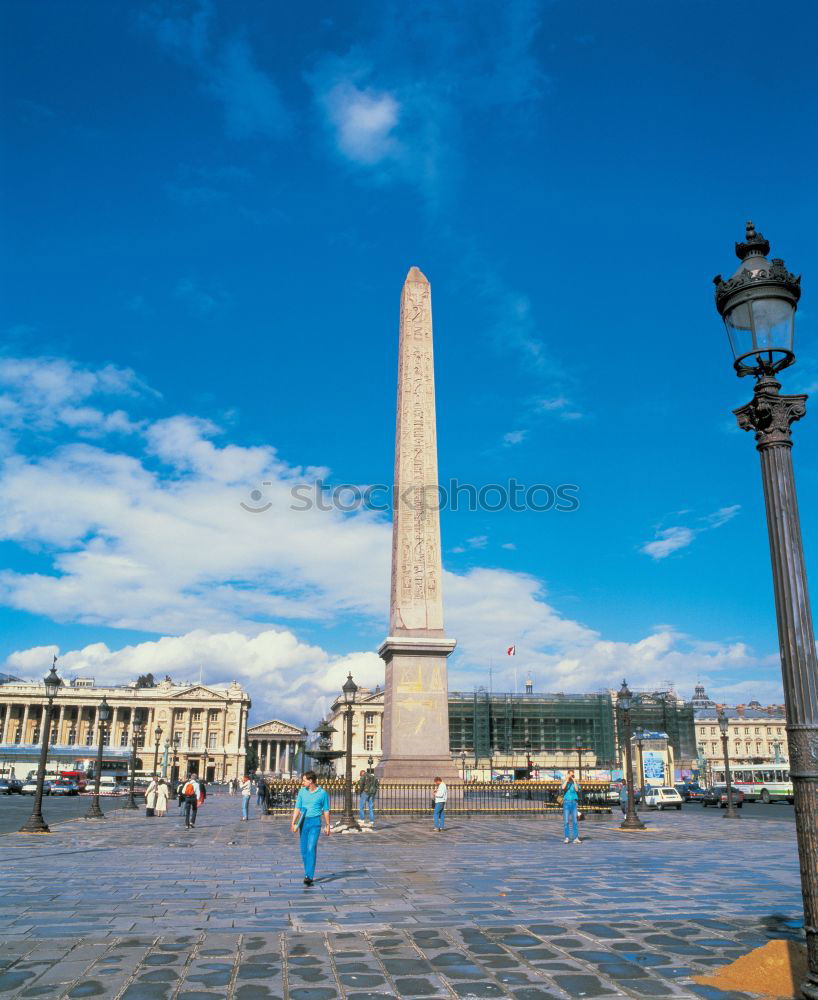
[145,777,158,816]
[154,778,170,817]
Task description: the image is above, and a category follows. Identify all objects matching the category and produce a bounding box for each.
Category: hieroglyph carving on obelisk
[377,267,457,780]
[390,266,444,635]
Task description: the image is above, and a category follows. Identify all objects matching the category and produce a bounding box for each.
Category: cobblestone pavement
[0,791,806,999]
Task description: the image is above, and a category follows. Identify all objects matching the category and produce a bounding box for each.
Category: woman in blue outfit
[561,768,581,844]
[290,770,331,886]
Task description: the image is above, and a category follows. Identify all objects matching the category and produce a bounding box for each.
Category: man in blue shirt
[291,770,331,886]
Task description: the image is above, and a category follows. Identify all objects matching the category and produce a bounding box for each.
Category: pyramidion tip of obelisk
[405,266,429,284]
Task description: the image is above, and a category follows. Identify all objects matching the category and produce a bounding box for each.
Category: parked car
[0,779,23,794]
[702,784,744,808]
[674,783,692,801]
[21,780,52,795]
[644,786,683,810]
[51,780,80,796]
[686,784,706,802]
[606,783,622,803]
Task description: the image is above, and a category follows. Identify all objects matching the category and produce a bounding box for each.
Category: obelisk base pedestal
[376,635,459,782]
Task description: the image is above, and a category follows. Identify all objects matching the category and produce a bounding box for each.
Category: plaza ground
[0,789,807,999]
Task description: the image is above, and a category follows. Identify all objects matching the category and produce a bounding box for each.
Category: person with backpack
[356,769,379,826]
[181,774,201,829]
[561,768,582,844]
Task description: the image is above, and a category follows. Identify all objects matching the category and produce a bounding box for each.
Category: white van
[98,776,120,794]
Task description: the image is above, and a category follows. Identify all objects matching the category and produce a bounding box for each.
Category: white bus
[712,765,793,803]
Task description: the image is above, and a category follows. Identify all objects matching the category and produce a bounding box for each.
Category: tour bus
[712,765,793,803]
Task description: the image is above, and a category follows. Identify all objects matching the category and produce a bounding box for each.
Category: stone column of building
[282,741,290,774]
[377,267,457,780]
[272,741,279,772]
[20,705,30,743]
[0,704,11,743]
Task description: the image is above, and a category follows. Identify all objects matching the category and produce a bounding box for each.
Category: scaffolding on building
[449,690,617,765]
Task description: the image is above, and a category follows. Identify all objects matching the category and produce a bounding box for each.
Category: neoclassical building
[0,675,251,782]
[246,719,307,775]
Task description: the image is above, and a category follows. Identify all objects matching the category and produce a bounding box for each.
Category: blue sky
[1,0,817,724]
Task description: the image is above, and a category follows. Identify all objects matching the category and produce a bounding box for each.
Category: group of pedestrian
[144,775,170,817]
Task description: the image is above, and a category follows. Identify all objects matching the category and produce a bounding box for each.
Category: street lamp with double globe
[341,673,360,831]
[717,711,739,819]
[19,659,62,834]
[86,696,111,819]
[618,680,645,831]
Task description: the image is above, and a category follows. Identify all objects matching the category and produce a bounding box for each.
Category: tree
[135,673,155,688]
[245,743,258,774]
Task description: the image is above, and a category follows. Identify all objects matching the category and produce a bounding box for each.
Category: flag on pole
[507,645,516,656]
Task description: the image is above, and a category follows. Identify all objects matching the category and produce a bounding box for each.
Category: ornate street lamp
[340,672,360,831]
[152,725,163,776]
[715,223,818,992]
[19,659,62,834]
[633,729,646,796]
[460,750,467,783]
[126,710,144,810]
[717,711,739,820]
[86,696,111,820]
[574,736,584,784]
[172,731,181,784]
[618,680,645,831]
[367,754,374,773]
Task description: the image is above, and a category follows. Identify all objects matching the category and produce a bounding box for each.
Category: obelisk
[377,267,458,781]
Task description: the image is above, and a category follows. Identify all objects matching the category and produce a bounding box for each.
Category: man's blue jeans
[433,802,445,829]
[563,800,578,840]
[241,795,250,820]
[300,816,322,879]
[183,799,197,827]
[359,792,375,823]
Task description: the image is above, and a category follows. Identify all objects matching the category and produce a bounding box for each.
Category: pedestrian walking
[181,774,201,829]
[256,777,267,807]
[561,768,581,844]
[145,776,158,817]
[432,776,447,831]
[240,774,252,821]
[154,777,170,817]
[356,769,379,826]
[290,770,331,886]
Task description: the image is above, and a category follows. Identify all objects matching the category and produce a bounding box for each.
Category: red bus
[59,770,88,792]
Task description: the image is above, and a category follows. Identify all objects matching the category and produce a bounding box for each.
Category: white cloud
[320,79,400,165]
[503,430,526,446]
[5,630,382,729]
[641,527,696,561]
[641,504,742,561]
[501,542,516,550]
[0,355,779,721]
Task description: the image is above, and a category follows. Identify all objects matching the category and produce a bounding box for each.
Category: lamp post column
[719,723,739,819]
[340,673,360,831]
[127,719,143,810]
[86,697,111,820]
[19,661,62,835]
[618,681,645,831]
[736,381,818,973]
[343,704,358,828]
[636,736,644,796]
